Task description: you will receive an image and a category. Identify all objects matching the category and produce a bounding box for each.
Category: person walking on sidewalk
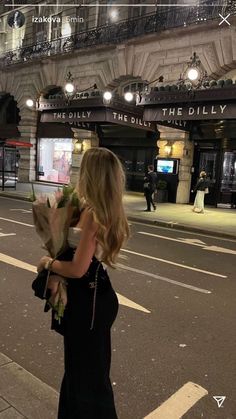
[37,148,130,419]
[192,170,209,213]
[144,164,157,211]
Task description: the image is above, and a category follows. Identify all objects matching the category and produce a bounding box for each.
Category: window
[76,6,88,32]
[38,138,73,184]
[128,0,146,19]
[51,13,62,40]
[123,81,148,95]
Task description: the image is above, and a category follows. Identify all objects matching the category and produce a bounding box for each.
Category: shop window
[199,151,217,184]
[38,138,73,184]
[221,151,236,192]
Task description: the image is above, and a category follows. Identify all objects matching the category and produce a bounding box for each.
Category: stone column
[157,125,194,204]
[17,109,38,182]
[70,128,99,186]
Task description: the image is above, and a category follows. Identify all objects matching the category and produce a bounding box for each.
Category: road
[0,196,235,419]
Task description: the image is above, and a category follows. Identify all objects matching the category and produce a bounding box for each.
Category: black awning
[38,97,158,132]
[40,107,157,132]
[137,85,236,122]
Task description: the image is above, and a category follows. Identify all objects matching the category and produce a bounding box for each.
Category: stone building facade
[0,0,236,203]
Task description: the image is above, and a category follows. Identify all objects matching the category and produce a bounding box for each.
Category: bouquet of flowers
[31,184,81,324]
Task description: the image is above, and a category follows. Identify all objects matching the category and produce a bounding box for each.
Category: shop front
[138,85,236,207]
[37,121,74,184]
[37,95,159,190]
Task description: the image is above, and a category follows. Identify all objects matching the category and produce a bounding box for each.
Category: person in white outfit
[192,171,209,213]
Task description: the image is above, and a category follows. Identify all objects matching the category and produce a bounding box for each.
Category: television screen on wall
[157,159,174,173]
[155,159,179,174]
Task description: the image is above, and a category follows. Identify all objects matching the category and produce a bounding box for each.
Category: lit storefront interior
[38,138,73,184]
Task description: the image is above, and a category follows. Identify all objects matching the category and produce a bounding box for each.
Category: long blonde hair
[77,147,130,267]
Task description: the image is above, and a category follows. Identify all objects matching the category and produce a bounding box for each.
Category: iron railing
[1,4,235,67]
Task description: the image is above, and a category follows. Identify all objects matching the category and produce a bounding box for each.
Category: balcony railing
[1,4,235,67]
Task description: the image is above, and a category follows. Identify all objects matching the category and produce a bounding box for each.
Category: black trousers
[57,263,119,419]
[144,189,155,211]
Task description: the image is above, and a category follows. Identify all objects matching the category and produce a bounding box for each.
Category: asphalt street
[0,196,235,419]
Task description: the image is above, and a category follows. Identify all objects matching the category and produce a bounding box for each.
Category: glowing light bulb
[103,91,112,101]
[65,82,75,93]
[187,68,199,81]
[124,92,134,102]
[26,99,34,107]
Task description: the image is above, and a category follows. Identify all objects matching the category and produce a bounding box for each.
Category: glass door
[219,151,236,207]
[191,149,218,205]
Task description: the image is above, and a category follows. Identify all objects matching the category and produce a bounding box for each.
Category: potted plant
[155,180,168,203]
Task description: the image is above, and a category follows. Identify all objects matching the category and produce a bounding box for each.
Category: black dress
[55,250,119,419]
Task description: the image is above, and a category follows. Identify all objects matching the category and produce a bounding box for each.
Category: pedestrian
[37,147,130,419]
[192,170,209,213]
[144,164,157,211]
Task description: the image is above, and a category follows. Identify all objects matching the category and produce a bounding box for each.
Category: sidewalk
[0,182,236,239]
[0,352,58,419]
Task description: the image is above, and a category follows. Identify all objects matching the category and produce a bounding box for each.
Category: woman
[192,170,209,213]
[37,147,130,419]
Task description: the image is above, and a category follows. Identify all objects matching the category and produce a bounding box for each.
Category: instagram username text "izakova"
[32,15,84,23]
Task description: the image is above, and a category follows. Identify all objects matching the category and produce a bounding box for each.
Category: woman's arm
[37,209,98,279]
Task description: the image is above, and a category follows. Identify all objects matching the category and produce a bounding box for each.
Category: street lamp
[64,71,98,102]
[26,99,34,107]
[187,67,200,81]
[178,52,210,89]
[124,92,134,102]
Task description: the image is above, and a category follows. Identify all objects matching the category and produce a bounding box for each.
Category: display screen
[156,160,174,174]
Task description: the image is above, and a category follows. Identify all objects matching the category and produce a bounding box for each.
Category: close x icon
[219,13,231,26]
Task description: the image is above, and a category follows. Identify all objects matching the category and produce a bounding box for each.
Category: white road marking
[204,245,236,255]
[0,232,16,238]
[117,263,211,294]
[0,217,34,227]
[0,253,37,273]
[116,293,150,313]
[121,249,227,278]
[133,220,236,243]
[138,231,236,255]
[0,253,150,313]
[10,208,32,213]
[144,381,208,419]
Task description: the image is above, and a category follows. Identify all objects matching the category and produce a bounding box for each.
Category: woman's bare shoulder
[79,207,98,234]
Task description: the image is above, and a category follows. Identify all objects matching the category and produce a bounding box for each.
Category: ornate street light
[178,52,210,89]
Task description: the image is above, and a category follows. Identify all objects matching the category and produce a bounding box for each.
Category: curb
[0,352,58,419]
[127,215,236,241]
[0,192,30,202]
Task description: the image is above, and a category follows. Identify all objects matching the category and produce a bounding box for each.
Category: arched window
[122,81,148,95]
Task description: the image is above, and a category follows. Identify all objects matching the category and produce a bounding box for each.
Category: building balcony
[0,4,235,68]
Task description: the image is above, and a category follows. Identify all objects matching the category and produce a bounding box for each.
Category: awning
[137,86,236,122]
[5,140,33,147]
[40,108,157,132]
[38,97,158,132]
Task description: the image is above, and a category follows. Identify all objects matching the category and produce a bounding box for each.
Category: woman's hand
[37,256,51,273]
[47,275,60,296]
